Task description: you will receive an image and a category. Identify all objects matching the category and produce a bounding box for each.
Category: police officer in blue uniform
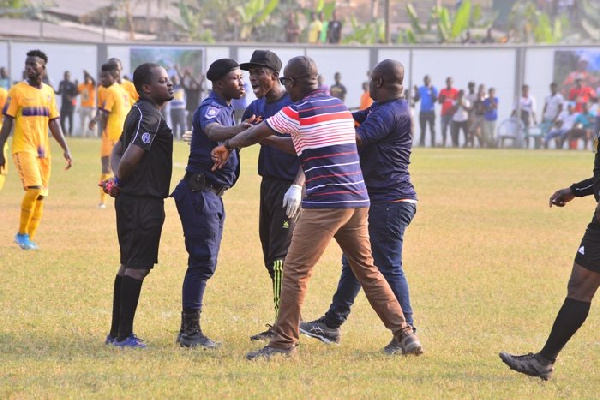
[171,59,250,348]
[300,59,420,346]
[239,50,304,341]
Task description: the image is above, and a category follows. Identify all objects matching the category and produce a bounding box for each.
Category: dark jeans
[419,111,435,147]
[60,106,74,136]
[323,201,417,329]
[451,120,469,147]
[171,180,225,311]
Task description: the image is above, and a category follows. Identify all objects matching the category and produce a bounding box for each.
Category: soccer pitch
[1,139,599,398]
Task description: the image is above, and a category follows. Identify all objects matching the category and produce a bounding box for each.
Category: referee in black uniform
[102,63,174,348]
[500,137,600,379]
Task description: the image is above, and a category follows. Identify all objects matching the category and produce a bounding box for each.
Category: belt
[184,172,228,197]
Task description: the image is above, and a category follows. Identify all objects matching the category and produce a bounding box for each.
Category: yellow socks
[28,198,44,241]
[18,188,42,235]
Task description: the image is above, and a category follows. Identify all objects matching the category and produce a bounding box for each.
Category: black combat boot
[179,309,221,349]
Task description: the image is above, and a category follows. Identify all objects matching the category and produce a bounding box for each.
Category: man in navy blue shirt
[171,59,251,348]
[240,50,304,341]
[413,75,438,147]
[300,59,419,345]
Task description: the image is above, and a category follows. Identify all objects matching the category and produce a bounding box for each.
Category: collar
[208,91,233,108]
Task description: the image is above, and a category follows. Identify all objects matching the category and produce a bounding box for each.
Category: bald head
[283,56,319,101]
[369,59,404,101]
[287,56,318,83]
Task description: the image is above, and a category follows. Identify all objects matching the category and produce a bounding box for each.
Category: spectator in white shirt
[545,103,577,149]
[541,82,564,136]
[451,89,470,148]
[512,84,537,132]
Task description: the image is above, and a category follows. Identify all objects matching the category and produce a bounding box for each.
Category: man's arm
[204,119,253,142]
[110,140,124,175]
[211,122,277,169]
[0,116,13,166]
[116,143,145,182]
[260,136,296,155]
[48,119,73,169]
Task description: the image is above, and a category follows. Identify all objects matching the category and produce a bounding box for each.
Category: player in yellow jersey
[96,63,130,208]
[0,86,8,191]
[0,49,73,250]
[109,58,138,106]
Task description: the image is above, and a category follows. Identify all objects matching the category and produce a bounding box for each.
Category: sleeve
[353,109,369,124]
[265,106,300,136]
[4,86,20,118]
[356,107,396,145]
[103,88,115,113]
[570,177,594,197]
[130,107,161,151]
[242,102,255,121]
[432,87,438,97]
[199,103,222,130]
[48,89,59,120]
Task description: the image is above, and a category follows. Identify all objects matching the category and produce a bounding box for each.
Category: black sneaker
[180,331,221,349]
[250,324,275,341]
[246,345,297,360]
[299,318,341,345]
[383,332,423,356]
[499,351,554,380]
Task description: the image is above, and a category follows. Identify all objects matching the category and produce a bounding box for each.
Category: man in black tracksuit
[240,50,303,341]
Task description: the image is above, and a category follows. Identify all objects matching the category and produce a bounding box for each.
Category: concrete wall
[1,40,598,145]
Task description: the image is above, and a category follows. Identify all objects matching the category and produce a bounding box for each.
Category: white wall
[2,41,596,144]
[307,48,370,109]
[411,48,516,146]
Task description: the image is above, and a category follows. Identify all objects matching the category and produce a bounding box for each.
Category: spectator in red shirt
[438,77,458,147]
[569,76,596,113]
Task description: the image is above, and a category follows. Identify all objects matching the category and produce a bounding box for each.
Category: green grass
[1,139,599,399]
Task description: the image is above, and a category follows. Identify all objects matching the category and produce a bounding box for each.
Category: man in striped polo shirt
[300,59,419,345]
[211,56,422,360]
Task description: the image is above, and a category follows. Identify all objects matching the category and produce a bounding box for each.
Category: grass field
[1,138,599,399]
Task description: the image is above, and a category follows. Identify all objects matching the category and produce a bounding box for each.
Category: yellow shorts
[13,152,50,196]
[101,132,118,157]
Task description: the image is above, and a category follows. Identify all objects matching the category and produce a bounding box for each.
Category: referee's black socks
[540,297,591,362]
[109,274,123,338]
[117,276,144,342]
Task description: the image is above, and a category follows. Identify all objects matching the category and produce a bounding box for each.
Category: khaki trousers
[270,207,412,349]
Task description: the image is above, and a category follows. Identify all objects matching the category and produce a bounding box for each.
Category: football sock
[100,173,111,204]
[0,173,5,192]
[182,270,206,312]
[18,188,42,234]
[272,259,283,318]
[540,297,590,361]
[117,275,144,341]
[109,274,123,338]
[27,197,44,241]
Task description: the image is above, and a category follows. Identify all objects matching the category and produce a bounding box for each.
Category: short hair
[107,58,122,69]
[133,63,161,94]
[27,49,48,64]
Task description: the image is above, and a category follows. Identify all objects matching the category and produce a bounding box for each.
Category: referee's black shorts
[115,194,165,269]
[574,213,600,273]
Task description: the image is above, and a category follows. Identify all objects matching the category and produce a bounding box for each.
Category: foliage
[234,0,279,41]
[509,0,569,43]
[342,16,384,45]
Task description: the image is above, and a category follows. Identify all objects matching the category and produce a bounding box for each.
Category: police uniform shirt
[353,99,417,203]
[118,99,173,198]
[242,94,299,182]
[186,91,240,188]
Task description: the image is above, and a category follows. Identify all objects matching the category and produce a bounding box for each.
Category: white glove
[282,184,302,219]
[182,130,192,145]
